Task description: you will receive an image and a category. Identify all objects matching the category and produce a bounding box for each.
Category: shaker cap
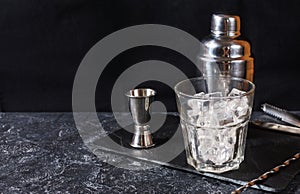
[211,14,241,37]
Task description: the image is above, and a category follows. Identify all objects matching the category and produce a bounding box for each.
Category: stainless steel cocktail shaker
[198,14,254,82]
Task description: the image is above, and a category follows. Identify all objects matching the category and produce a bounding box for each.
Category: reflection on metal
[251,120,300,135]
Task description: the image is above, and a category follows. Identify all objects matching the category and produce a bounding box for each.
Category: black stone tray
[98,113,300,193]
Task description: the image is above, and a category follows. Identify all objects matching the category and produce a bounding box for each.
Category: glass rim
[174,76,255,99]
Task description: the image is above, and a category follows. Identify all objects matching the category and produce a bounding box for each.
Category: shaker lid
[211,14,241,37]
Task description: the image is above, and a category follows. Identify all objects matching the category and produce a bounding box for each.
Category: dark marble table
[0,112,300,194]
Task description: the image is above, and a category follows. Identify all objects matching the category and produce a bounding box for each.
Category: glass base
[187,156,244,174]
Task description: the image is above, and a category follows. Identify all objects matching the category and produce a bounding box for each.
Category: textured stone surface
[0,112,299,194]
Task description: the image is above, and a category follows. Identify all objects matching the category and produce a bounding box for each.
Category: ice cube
[194,92,205,97]
[201,140,233,164]
[187,109,199,117]
[215,147,232,165]
[228,88,246,97]
[228,88,250,120]
[213,99,227,109]
[187,99,200,108]
[186,99,201,123]
[201,146,230,165]
[197,126,237,165]
[187,97,210,125]
[210,99,235,126]
[211,111,233,126]
[187,98,209,112]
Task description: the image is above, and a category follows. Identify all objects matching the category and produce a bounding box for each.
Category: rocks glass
[174,76,255,173]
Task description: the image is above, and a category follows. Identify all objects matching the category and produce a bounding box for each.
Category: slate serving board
[97,113,300,193]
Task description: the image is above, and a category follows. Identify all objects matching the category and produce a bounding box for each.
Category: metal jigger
[125,88,156,148]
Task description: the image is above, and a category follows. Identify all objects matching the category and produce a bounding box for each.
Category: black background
[1,0,300,112]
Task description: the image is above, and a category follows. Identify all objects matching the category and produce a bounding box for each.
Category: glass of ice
[174,76,255,173]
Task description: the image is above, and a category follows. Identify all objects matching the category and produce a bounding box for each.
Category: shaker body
[198,14,254,85]
[198,35,254,82]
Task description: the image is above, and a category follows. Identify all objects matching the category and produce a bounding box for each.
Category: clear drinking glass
[174,76,255,173]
